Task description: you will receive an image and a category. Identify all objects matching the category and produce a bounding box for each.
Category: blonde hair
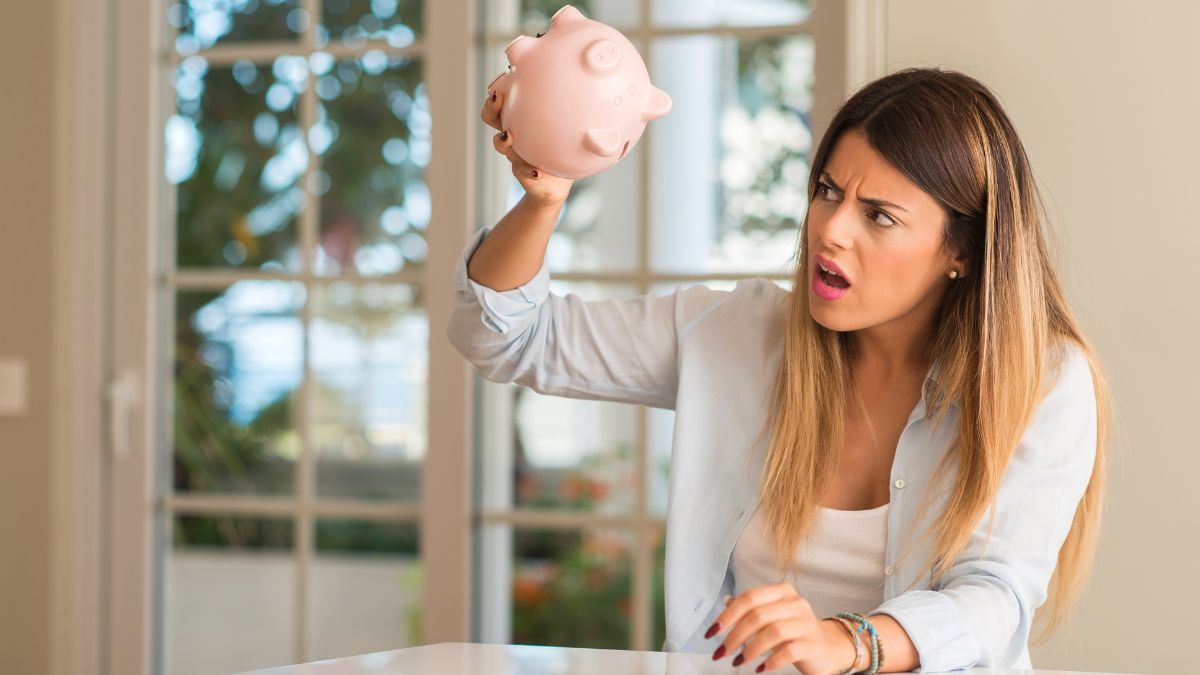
[752,67,1111,645]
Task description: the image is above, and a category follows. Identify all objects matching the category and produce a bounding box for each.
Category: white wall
[883,2,1199,673]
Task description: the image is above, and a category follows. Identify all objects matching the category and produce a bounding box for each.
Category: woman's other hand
[704,583,859,674]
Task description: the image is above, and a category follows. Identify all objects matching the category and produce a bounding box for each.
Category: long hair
[752,67,1111,645]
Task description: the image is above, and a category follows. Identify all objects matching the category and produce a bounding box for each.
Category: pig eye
[536,32,545,38]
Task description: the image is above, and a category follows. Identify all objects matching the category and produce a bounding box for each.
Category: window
[160,1,430,672]
[111,0,860,672]
[473,0,839,652]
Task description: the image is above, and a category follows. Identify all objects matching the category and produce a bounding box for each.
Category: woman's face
[805,128,964,336]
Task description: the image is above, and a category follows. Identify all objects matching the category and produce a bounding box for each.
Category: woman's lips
[813,266,851,300]
[813,254,852,285]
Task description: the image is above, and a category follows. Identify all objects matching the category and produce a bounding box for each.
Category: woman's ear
[952,253,969,277]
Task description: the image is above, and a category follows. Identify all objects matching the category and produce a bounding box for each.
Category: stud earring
[948,270,960,279]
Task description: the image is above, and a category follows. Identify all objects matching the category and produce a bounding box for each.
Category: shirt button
[884,565,895,576]
[894,479,906,489]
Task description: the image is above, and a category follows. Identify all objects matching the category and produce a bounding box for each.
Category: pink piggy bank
[491,5,672,180]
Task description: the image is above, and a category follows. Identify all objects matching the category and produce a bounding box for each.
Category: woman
[449,67,1110,674]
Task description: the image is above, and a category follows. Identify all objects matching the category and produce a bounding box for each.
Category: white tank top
[731,501,889,618]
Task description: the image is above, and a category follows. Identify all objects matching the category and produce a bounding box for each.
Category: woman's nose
[816,202,856,248]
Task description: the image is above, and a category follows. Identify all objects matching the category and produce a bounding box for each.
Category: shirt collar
[914,359,954,423]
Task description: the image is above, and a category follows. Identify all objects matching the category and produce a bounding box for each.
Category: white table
[244,642,1140,675]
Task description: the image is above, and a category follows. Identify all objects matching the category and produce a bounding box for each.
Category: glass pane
[309,520,421,659]
[543,144,642,274]
[174,282,304,495]
[311,282,427,501]
[314,53,429,276]
[511,391,638,514]
[320,0,423,48]
[479,526,634,649]
[169,0,303,53]
[652,0,811,28]
[170,56,307,271]
[488,282,640,514]
[649,34,814,275]
[166,515,295,675]
[513,1,640,34]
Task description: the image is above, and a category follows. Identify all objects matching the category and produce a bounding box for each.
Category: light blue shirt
[446,225,1098,672]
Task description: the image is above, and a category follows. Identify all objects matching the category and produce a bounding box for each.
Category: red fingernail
[756,664,765,673]
[711,645,726,660]
[704,621,721,639]
[500,130,508,141]
[490,90,496,101]
[732,654,745,666]
[531,169,539,178]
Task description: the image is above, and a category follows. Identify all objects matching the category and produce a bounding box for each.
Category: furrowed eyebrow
[819,172,909,213]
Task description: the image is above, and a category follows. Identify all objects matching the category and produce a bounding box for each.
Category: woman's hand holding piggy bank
[483,5,672,182]
[481,86,575,208]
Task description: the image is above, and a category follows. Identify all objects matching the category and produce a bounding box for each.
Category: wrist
[822,618,860,673]
[520,191,567,212]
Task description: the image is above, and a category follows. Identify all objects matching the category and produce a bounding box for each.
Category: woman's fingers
[486,69,507,91]
[481,78,505,130]
[481,73,549,185]
[492,129,542,182]
[733,608,812,664]
[481,92,503,130]
[492,129,521,167]
[718,598,808,658]
[490,126,574,207]
[713,583,799,638]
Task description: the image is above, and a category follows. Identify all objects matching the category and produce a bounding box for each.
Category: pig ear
[642,86,672,122]
[551,5,586,24]
[505,35,535,65]
[584,126,622,157]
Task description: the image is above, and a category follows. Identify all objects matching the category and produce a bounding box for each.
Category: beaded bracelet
[864,613,886,672]
[835,612,882,675]
[837,612,877,674]
[847,612,886,674]
[828,616,864,675]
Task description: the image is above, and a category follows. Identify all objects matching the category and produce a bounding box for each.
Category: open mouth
[818,266,850,289]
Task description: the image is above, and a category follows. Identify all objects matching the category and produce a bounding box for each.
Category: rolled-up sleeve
[869,344,1099,672]
[452,225,552,335]
[446,225,727,410]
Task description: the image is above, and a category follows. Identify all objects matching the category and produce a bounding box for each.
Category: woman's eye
[817,181,896,228]
[870,210,897,228]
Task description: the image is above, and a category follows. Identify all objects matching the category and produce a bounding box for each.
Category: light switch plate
[0,358,30,417]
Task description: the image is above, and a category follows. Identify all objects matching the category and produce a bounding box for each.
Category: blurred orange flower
[513,575,551,607]
[560,473,610,505]
[587,479,609,501]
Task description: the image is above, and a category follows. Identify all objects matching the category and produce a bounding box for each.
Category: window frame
[100,0,478,670]
[78,0,886,672]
